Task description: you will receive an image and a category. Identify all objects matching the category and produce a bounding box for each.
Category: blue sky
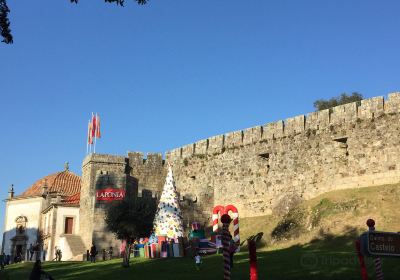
[1,0,399,238]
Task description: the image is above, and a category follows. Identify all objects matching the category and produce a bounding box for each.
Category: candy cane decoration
[366,219,384,280]
[212,205,224,233]
[212,205,240,248]
[224,205,240,247]
[221,214,232,280]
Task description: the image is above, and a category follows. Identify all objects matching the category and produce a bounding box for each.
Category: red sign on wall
[96,188,125,202]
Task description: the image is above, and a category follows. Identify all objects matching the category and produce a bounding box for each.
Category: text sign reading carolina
[96,188,125,202]
[363,231,400,257]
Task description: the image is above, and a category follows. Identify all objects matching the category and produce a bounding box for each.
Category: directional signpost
[362,231,400,257]
[356,219,400,280]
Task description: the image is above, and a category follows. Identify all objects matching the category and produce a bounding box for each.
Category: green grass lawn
[3,184,400,279]
[3,232,399,280]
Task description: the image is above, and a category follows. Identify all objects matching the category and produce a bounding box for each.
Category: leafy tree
[313,92,363,111]
[105,196,156,267]
[0,0,148,44]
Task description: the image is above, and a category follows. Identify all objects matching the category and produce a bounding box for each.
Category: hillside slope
[239,183,400,250]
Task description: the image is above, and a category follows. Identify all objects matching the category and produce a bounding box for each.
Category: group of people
[28,243,42,261]
[86,244,114,262]
[0,252,11,270]
[54,247,62,262]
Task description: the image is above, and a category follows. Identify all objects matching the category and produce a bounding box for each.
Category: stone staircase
[64,235,86,261]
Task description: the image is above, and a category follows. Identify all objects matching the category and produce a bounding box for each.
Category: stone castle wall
[80,92,400,239]
[165,92,400,221]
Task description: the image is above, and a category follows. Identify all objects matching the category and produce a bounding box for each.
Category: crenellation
[358,96,384,119]
[385,92,400,114]
[305,111,319,130]
[262,120,284,140]
[76,91,400,249]
[194,139,208,155]
[145,153,163,167]
[82,153,126,168]
[243,126,262,145]
[318,109,330,128]
[285,115,305,135]
[225,130,243,148]
[330,102,358,125]
[167,148,182,161]
[343,102,358,122]
[128,151,144,166]
[207,135,224,154]
[330,104,346,124]
[181,144,195,158]
[306,109,330,130]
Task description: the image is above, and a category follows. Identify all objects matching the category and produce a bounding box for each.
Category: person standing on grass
[29,243,34,261]
[108,246,113,260]
[54,247,58,261]
[0,251,5,270]
[57,248,62,262]
[194,252,202,271]
[90,244,97,263]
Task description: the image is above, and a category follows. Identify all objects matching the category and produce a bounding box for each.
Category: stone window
[258,153,271,169]
[15,216,28,235]
[258,153,270,160]
[333,137,349,157]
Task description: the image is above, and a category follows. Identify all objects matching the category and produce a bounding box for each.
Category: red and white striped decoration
[212,205,224,233]
[367,219,384,280]
[212,205,240,248]
[374,258,384,280]
[221,214,232,280]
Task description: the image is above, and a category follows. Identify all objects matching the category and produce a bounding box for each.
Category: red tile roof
[62,192,80,205]
[21,170,81,197]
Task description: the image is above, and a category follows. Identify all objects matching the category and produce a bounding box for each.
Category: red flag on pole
[91,113,97,138]
[96,114,101,138]
[88,120,93,145]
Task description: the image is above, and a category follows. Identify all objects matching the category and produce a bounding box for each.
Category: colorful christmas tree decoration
[153,165,184,239]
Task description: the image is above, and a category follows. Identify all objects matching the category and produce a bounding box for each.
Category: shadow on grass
[5,228,400,280]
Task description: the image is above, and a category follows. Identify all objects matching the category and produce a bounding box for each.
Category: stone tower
[79,154,129,250]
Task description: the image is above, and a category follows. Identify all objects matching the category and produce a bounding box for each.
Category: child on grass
[195,253,202,271]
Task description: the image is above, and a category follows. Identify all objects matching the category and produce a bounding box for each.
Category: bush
[313,92,363,111]
[271,207,306,241]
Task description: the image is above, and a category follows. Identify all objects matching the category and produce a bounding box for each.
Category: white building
[1,164,83,262]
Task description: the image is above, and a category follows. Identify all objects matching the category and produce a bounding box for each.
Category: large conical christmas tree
[153,165,184,239]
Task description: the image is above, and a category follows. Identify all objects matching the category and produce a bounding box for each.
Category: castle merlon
[166,92,400,160]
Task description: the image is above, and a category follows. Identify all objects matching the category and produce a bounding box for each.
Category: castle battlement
[166,92,400,160]
[127,152,165,167]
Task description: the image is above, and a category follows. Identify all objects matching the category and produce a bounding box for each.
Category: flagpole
[93,112,97,154]
[86,119,90,155]
[94,132,97,154]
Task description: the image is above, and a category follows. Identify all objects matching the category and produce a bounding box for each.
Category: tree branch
[0,0,148,44]
[0,0,12,44]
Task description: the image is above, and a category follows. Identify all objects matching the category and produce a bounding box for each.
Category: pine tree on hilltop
[153,165,184,239]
